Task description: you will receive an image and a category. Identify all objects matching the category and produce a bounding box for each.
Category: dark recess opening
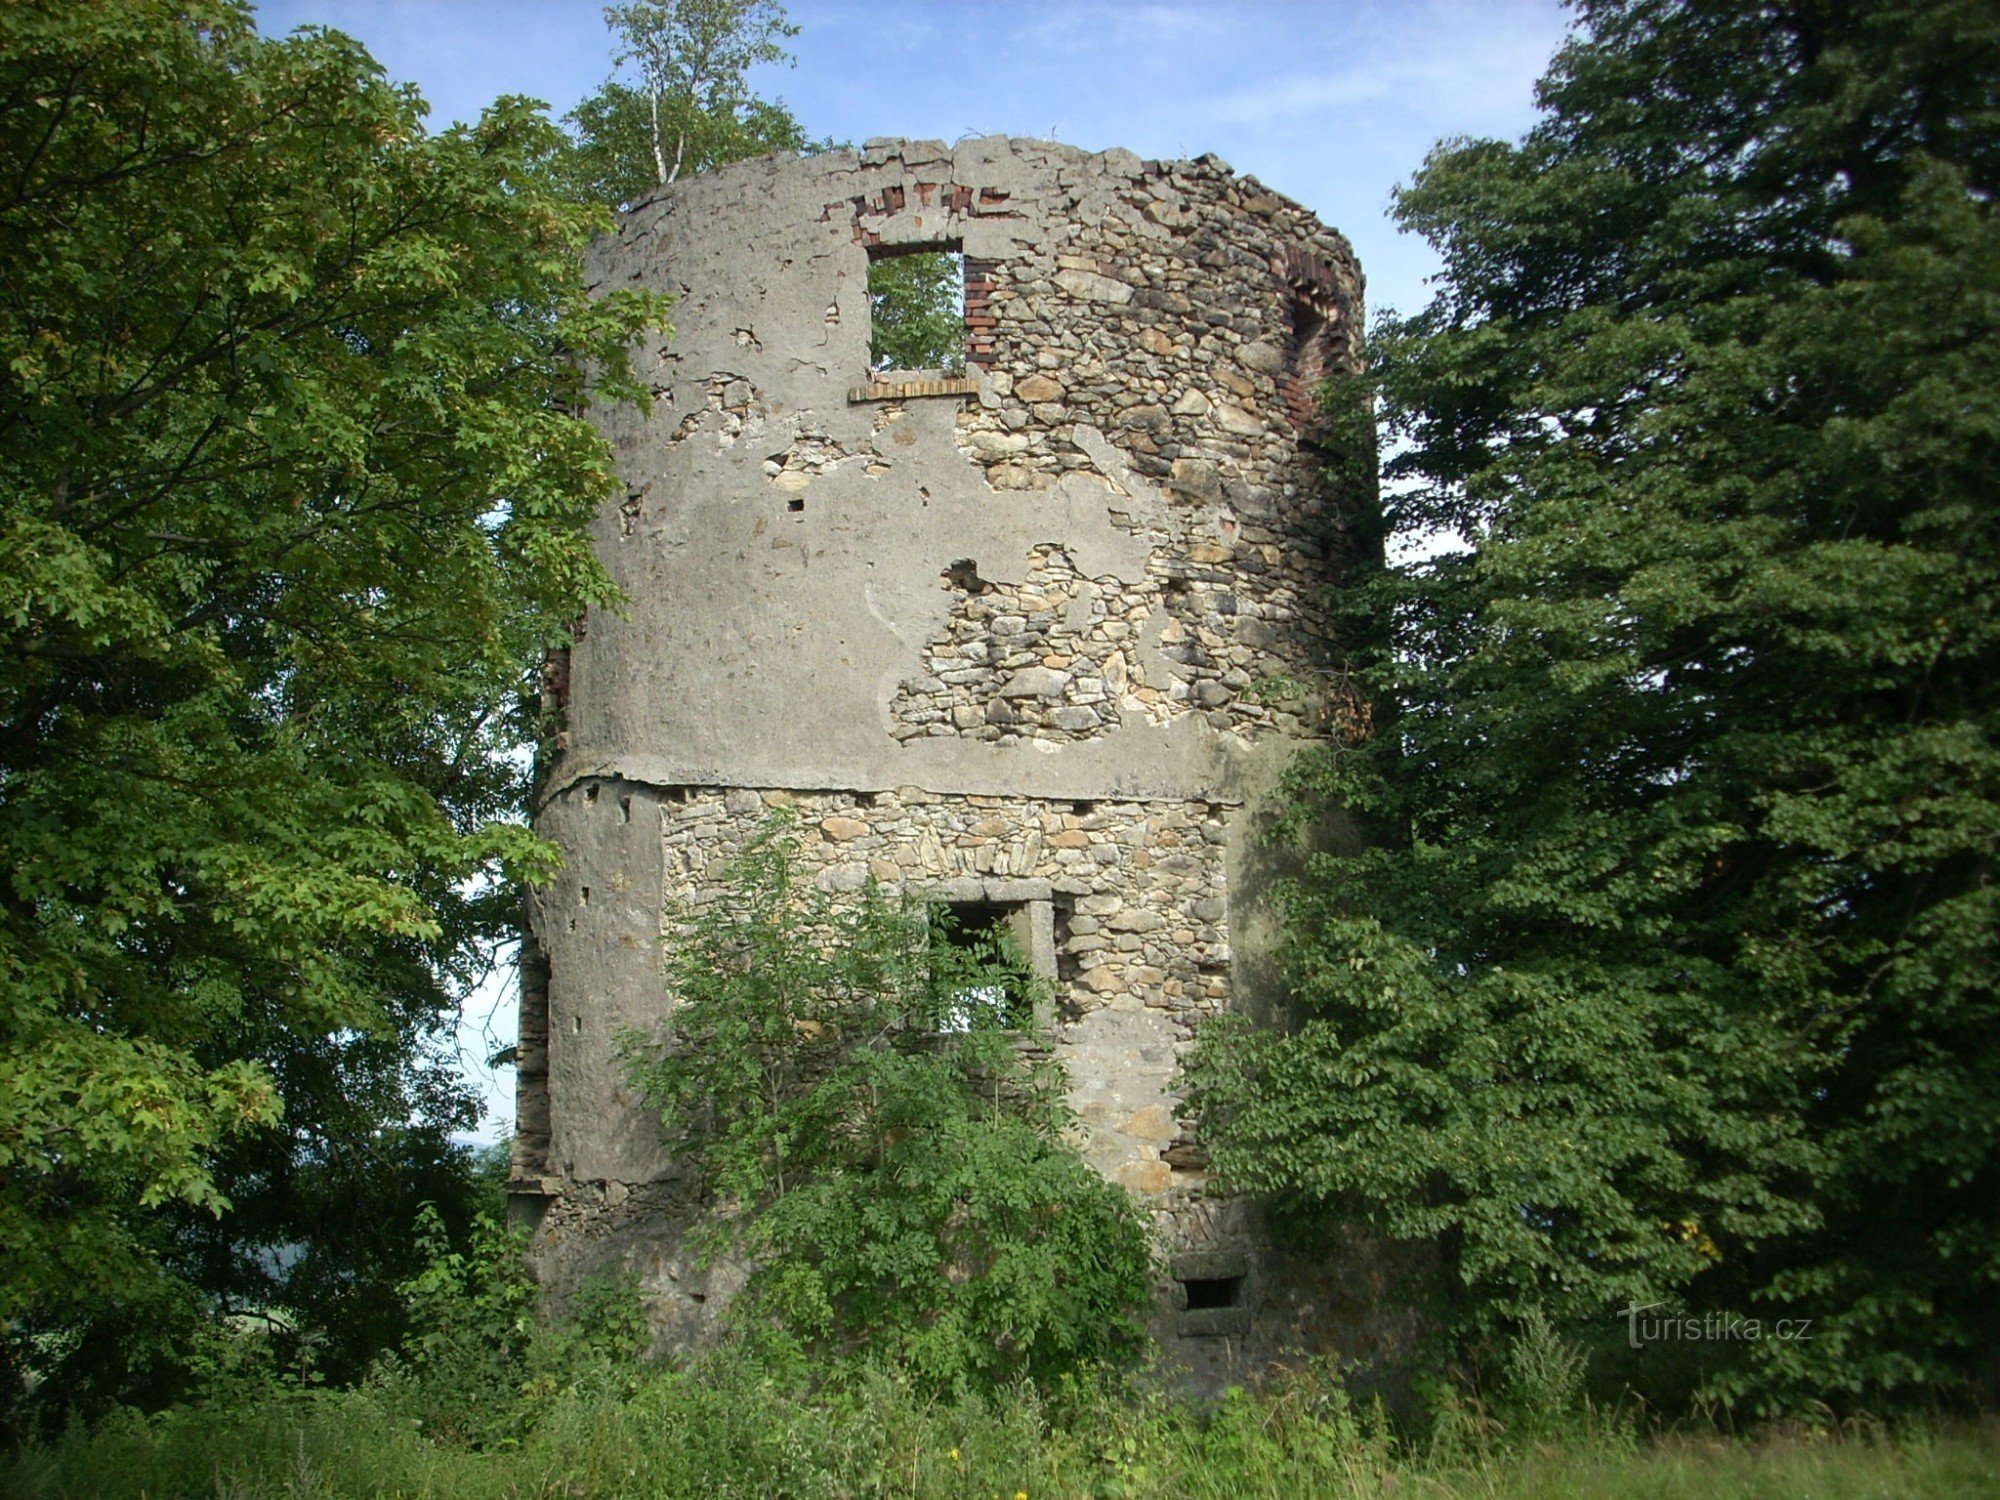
[1182,1276,1243,1311]
[945,900,1011,943]
[944,557,990,593]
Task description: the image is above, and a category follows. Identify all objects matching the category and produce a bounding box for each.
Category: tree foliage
[559,0,819,209]
[1190,0,1999,1410]
[0,0,664,1376]
[624,820,1153,1394]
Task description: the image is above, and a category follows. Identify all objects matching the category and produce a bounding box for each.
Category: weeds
[9,1340,1994,1500]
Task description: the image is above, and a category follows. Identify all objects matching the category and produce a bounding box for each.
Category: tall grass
[7,1356,1996,1500]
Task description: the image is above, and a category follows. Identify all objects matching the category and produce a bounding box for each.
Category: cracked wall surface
[516,137,1423,1391]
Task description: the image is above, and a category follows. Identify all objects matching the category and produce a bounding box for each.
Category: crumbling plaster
[556,135,1360,804]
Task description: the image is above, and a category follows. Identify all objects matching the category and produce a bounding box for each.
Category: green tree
[560,0,819,209]
[624,820,1153,1393]
[0,0,663,1374]
[1190,0,1998,1410]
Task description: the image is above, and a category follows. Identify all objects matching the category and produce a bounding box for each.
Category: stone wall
[517,136,1418,1391]
[659,787,1227,1186]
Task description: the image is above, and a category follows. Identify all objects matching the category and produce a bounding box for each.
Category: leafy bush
[370,1206,539,1449]
[623,817,1154,1392]
[369,1201,657,1452]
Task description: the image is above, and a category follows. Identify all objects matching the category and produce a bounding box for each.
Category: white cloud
[1201,2,1570,133]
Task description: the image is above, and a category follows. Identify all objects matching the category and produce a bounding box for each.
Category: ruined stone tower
[511,137,1418,1388]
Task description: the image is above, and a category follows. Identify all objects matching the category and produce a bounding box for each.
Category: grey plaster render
[558,138,1333,806]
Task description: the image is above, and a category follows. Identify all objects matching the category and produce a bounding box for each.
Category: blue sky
[254,0,1572,321]
[246,0,1573,1141]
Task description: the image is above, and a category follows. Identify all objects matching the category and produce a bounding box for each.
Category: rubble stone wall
[517,137,1419,1391]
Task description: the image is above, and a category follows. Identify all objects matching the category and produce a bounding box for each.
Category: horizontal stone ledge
[534,733,1276,809]
[906,877,1054,904]
[1179,1307,1254,1339]
[848,375,981,402]
[1172,1249,1249,1282]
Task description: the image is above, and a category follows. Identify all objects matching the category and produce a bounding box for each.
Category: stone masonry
[512,137,1424,1391]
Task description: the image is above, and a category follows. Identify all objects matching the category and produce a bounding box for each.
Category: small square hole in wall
[868,243,965,375]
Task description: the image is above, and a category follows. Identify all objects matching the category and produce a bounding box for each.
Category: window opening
[1292,298,1330,376]
[1182,1276,1244,1311]
[868,243,966,375]
[1284,288,1342,430]
[934,900,1032,1032]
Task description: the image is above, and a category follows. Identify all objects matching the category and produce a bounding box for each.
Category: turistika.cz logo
[1620,1303,1814,1349]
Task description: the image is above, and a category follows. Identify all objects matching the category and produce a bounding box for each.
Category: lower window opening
[936,900,1031,1032]
[1182,1276,1243,1311]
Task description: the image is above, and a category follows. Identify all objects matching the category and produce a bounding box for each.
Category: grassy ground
[7,1361,1997,1500]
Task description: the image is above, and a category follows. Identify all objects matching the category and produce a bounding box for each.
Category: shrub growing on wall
[624,818,1153,1392]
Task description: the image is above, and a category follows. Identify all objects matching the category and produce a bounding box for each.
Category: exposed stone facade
[514,137,1421,1390]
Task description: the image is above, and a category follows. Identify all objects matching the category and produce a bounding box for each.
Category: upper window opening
[1284,286,1343,430]
[1290,294,1338,387]
[868,244,966,375]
